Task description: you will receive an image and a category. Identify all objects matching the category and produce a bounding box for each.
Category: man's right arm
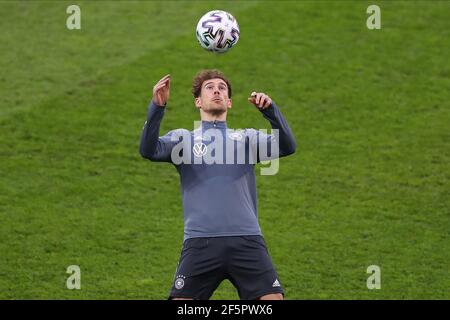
[140,101,177,162]
[140,74,176,162]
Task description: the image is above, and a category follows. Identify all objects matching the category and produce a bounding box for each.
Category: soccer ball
[195,10,240,54]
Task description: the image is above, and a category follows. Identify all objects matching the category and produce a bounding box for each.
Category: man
[140,70,296,300]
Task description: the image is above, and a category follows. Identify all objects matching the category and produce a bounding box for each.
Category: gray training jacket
[140,101,296,241]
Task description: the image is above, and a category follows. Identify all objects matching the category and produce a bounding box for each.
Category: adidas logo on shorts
[272,279,281,287]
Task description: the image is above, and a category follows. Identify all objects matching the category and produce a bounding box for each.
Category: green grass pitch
[0,1,449,299]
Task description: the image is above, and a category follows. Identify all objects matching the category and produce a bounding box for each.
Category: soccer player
[140,70,296,300]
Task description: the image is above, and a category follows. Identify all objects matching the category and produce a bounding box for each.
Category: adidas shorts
[169,235,284,300]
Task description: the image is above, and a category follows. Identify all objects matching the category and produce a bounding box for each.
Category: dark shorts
[169,235,284,300]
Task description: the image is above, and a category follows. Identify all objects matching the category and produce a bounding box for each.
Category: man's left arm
[248,92,297,161]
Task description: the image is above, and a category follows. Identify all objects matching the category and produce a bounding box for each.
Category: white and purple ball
[196,10,240,54]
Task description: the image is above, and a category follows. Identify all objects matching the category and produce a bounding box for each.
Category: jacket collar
[201,120,227,129]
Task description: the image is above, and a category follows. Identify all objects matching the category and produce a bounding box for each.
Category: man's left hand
[248,92,272,110]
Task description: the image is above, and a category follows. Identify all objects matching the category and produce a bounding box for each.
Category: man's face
[195,78,232,115]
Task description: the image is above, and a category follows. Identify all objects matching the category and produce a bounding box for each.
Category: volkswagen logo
[193,142,207,157]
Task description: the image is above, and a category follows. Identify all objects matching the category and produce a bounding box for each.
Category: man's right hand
[152,74,171,106]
